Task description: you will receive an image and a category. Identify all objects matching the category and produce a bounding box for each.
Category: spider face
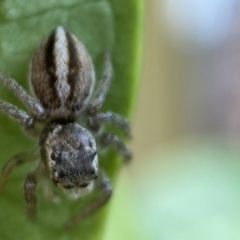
[40,122,98,198]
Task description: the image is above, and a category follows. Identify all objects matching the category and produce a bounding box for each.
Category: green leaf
[0,0,143,239]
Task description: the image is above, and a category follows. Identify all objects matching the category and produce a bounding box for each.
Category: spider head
[40,122,98,198]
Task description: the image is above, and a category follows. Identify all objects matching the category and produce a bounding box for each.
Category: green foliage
[0,0,143,239]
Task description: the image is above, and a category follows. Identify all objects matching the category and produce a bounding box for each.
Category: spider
[0,26,132,229]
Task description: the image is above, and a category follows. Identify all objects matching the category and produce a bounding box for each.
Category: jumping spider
[0,26,131,228]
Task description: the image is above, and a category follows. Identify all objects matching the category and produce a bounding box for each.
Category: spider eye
[50,153,56,160]
[64,185,74,189]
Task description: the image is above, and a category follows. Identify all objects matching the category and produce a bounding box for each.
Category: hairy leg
[0,99,34,127]
[63,169,112,229]
[88,50,113,115]
[98,132,132,162]
[87,111,131,138]
[24,171,38,220]
[42,178,60,203]
[0,72,45,119]
[0,150,39,192]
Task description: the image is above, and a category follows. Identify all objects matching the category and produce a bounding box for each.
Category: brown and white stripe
[29,26,95,120]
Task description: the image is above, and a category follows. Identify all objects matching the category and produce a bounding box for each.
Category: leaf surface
[0,0,143,239]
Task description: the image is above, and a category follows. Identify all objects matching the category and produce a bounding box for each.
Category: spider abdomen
[29,26,95,119]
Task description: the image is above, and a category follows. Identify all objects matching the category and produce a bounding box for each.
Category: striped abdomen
[29,26,95,119]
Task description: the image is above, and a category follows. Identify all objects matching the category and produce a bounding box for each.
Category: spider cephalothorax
[40,122,98,198]
[0,26,131,228]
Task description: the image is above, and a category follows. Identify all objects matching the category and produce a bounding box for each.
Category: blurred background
[104,0,240,239]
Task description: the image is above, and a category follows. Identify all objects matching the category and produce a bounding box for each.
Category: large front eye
[63,184,74,189]
[50,153,56,160]
[80,183,89,188]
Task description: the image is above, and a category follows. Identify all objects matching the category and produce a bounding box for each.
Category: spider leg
[87,111,131,138]
[0,72,45,120]
[24,170,38,220]
[0,99,36,129]
[42,178,60,203]
[98,132,132,162]
[88,50,113,115]
[0,150,39,192]
[63,169,112,229]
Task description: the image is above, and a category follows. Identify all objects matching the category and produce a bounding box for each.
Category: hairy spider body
[0,26,131,228]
